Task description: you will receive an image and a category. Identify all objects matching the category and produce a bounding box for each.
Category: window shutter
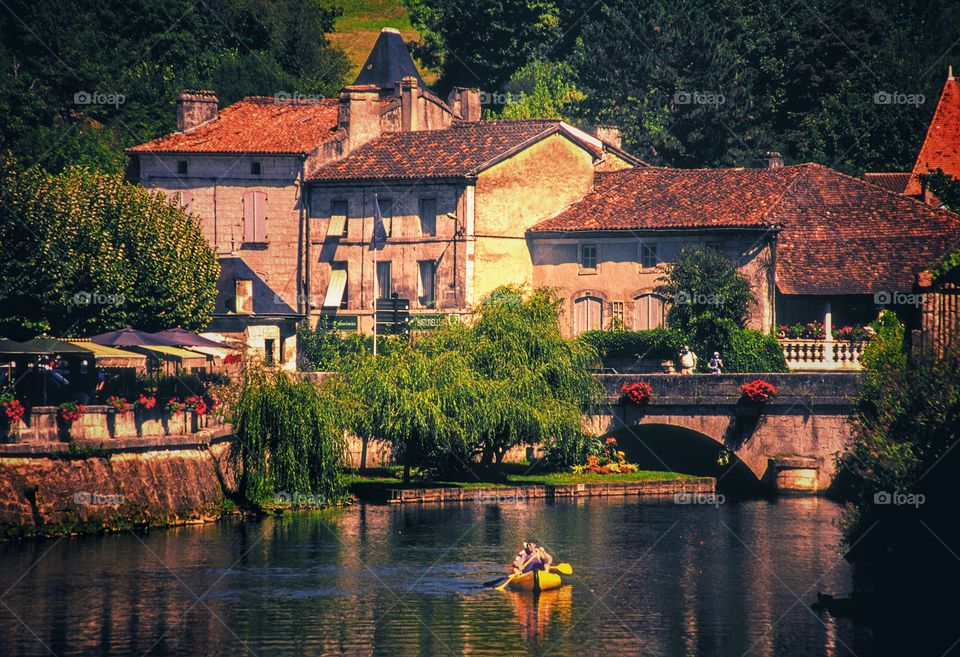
[243,191,269,242]
[242,191,255,242]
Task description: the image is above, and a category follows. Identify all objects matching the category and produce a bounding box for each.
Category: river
[0,497,869,657]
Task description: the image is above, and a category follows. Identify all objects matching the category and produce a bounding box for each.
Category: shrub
[725,328,788,373]
[106,396,130,414]
[580,328,685,362]
[57,402,85,423]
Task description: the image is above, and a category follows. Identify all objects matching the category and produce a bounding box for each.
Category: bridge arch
[603,422,764,494]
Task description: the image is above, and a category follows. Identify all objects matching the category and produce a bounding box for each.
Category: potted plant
[739,379,778,410]
[57,401,85,440]
[1,393,25,442]
[620,381,653,406]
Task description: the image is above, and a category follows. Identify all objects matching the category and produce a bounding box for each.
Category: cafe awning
[20,337,94,355]
[65,339,148,369]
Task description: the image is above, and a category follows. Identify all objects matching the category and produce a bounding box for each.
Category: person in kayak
[510,541,554,574]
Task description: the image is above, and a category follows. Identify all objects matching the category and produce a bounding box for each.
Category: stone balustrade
[781,339,866,371]
[2,406,224,444]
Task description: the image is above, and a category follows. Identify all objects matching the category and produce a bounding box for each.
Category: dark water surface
[0,497,869,657]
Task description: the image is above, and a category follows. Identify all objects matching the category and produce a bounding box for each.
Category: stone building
[528,162,960,369]
[126,28,636,363]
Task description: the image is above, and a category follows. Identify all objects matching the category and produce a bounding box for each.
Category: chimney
[594,125,622,149]
[753,151,784,169]
[338,85,382,150]
[177,90,218,132]
[397,76,420,131]
[235,278,253,314]
[949,65,955,81]
[447,87,481,122]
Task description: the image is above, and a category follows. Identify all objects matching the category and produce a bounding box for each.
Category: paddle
[484,562,573,589]
[490,554,536,591]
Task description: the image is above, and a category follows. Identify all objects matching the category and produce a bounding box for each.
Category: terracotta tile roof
[530,164,960,295]
[864,172,911,194]
[310,120,598,181]
[772,164,960,295]
[530,167,804,231]
[905,73,960,195]
[127,97,340,154]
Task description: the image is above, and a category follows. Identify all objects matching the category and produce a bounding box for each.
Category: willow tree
[346,344,480,483]
[232,368,347,506]
[456,286,599,468]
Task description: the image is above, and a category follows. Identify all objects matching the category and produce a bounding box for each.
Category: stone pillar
[823,299,834,365]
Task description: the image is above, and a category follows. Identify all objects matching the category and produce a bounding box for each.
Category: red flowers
[166,398,184,413]
[3,399,25,424]
[620,381,653,406]
[136,394,157,410]
[106,396,130,414]
[224,354,241,365]
[58,402,85,424]
[184,395,207,416]
[740,379,778,404]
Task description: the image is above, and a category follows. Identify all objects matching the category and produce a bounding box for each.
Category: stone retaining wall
[0,431,236,540]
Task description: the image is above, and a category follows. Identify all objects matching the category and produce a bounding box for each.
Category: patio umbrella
[20,336,94,354]
[151,328,228,349]
[89,327,180,347]
[0,337,36,355]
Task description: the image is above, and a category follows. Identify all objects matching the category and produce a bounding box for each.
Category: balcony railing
[781,339,866,371]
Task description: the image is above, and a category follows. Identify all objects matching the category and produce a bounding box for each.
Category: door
[573,296,603,334]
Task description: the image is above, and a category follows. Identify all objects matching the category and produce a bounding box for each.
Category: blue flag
[371,194,387,250]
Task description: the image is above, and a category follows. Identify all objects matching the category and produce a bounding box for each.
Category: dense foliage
[232,368,347,507]
[919,169,960,211]
[834,311,960,652]
[342,286,599,480]
[0,0,349,173]
[405,0,960,171]
[0,157,219,339]
[579,328,684,362]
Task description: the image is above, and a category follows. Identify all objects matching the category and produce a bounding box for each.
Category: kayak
[506,569,564,592]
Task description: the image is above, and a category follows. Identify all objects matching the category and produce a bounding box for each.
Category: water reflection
[0,497,866,657]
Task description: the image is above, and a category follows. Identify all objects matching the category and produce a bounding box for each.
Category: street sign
[409,314,459,331]
[318,314,359,331]
[375,297,411,335]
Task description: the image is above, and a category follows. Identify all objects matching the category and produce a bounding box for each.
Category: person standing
[708,352,724,374]
[679,345,699,374]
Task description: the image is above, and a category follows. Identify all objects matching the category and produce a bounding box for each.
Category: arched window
[634,293,668,330]
[573,296,603,334]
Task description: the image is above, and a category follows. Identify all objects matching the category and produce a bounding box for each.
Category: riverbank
[346,467,714,503]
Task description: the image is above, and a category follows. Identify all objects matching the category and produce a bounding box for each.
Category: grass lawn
[346,464,694,497]
[330,0,438,83]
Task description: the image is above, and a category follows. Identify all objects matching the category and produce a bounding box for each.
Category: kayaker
[510,541,554,574]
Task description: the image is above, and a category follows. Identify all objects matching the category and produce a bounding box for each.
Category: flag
[371,193,387,250]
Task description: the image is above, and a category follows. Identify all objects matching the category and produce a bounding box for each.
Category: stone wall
[0,436,236,539]
[6,406,223,444]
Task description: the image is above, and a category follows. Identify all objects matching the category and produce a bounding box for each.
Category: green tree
[0,157,219,339]
[491,60,584,120]
[444,286,599,468]
[919,169,960,212]
[232,367,347,506]
[0,0,348,173]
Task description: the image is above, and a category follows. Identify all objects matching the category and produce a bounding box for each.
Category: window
[419,198,437,236]
[327,200,348,238]
[378,198,393,237]
[580,244,598,270]
[169,190,193,214]
[242,190,268,243]
[706,242,722,253]
[418,260,436,307]
[250,161,261,175]
[634,293,668,330]
[264,339,275,367]
[573,296,603,334]
[641,243,659,268]
[176,160,188,175]
[611,301,625,328]
[323,262,348,309]
[376,261,392,300]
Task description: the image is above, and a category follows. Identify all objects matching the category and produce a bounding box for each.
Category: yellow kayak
[507,569,564,592]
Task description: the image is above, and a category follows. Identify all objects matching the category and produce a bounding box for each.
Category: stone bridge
[585,373,861,492]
